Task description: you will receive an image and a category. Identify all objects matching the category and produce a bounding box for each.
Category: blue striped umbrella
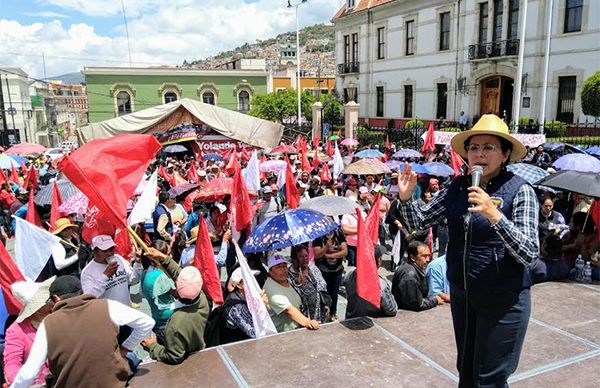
[423,162,455,177]
[398,162,429,174]
[392,149,423,159]
[354,149,384,159]
[506,163,549,185]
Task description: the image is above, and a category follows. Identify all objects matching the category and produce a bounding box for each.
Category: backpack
[203,298,246,348]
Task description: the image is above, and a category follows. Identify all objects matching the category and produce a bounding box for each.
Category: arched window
[238,90,250,113]
[202,91,215,105]
[164,92,178,104]
[117,91,132,116]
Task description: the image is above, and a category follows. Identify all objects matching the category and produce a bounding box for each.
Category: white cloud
[22,11,68,18]
[1,0,339,77]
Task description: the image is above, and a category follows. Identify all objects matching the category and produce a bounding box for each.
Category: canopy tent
[80,98,284,150]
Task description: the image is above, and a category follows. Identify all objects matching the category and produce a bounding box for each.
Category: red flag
[81,205,116,244]
[385,133,390,149]
[421,121,436,153]
[240,147,251,162]
[49,181,64,232]
[589,200,600,239]
[172,172,187,187]
[59,134,161,228]
[301,152,312,172]
[188,163,199,183]
[0,168,7,185]
[366,192,381,245]
[326,140,334,157]
[297,137,307,156]
[25,189,42,228]
[10,164,19,184]
[225,150,239,175]
[194,217,224,304]
[450,147,465,177]
[20,161,27,172]
[312,131,320,149]
[284,154,299,209]
[320,163,332,183]
[231,161,254,232]
[356,209,381,309]
[0,240,26,315]
[114,227,133,261]
[312,153,321,170]
[23,165,38,190]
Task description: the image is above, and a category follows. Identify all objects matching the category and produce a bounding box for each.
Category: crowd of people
[0,113,597,387]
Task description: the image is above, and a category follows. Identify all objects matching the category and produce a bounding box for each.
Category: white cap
[267,254,288,270]
[91,235,116,250]
[230,268,259,288]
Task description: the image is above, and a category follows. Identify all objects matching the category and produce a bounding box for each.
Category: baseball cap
[267,254,288,270]
[91,235,116,250]
[176,266,203,300]
[230,268,259,288]
[198,170,207,177]
[50,275,82,297]
[359,186,369,194]
[262,186,272,194]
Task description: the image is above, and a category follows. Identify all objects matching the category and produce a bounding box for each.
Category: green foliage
[544,121,567,137]
[404,119,425,129]
[546,136,600,146]
[581,71,600,118]
[441,127,462,133]
[248,89,317,124]
[321,94,343,125]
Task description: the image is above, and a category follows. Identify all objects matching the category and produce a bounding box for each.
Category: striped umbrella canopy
[0,154,20,169]
[354,149,384,159]
[342,158,391,175]
[506,163,549,185]
[392,149,423,159]
[34,180,82,205]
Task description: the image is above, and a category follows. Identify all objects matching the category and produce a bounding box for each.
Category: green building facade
[84,67,270,123]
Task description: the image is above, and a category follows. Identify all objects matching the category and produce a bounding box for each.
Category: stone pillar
[344,101,360,139]
[312,102,322,142]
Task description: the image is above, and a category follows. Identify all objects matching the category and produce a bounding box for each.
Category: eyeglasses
[465,144,500,154]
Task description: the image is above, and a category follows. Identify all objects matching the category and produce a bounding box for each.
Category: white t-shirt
[81,254,143,307]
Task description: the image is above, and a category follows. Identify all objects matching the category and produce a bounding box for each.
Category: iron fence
[510,118,600,146]
[355,124,427,150]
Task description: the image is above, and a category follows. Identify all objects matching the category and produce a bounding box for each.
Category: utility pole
[5,77,17,137]
[288,0,308,131]
[513,0,528,132]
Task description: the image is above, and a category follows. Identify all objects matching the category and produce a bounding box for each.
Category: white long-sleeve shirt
[80,255,143,306]
[50,243,79,270]
[10,299,154,388]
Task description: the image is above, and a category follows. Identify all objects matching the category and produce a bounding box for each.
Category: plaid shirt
[399,183,539,266]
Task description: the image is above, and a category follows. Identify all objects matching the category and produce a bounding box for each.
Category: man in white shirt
[80,235,143,307]
[10,275,154,388]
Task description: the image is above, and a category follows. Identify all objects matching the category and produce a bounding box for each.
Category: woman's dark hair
[290,244,308,261]
[142,239,170,270]
[464,135,513,153]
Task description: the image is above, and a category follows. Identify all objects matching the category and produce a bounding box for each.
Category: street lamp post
[287,0,308,132]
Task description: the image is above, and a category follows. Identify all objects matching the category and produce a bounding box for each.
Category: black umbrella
[535,170,600,198]
[163,144,188,153]
[34,179,82,205]
[168,183,200,198]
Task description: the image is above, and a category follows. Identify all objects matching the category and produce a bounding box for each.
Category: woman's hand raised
[397,163,418,202]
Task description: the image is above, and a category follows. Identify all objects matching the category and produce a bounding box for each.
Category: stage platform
[130,282,599,387]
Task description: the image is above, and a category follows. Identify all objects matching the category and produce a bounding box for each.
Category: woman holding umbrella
[396,115,539,387]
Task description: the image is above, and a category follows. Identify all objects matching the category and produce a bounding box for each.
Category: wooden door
[480,77,500,115]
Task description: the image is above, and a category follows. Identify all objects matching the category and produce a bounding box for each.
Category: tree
[581,71,600,119]
[321,94,343,125]
[248,90,297,123]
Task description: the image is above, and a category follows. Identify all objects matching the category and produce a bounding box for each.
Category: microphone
[470,165,483,188]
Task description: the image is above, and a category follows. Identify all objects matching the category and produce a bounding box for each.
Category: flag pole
[126,225,174,280]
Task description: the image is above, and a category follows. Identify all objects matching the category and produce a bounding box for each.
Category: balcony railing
[337,61,360,74]
[468,39,519,60]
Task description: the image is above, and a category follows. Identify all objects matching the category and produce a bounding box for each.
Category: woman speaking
[396,115,539,387]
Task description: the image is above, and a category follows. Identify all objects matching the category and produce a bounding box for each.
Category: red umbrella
[270,145,297,154]
[5,143,48,155]
[195,177,257,202]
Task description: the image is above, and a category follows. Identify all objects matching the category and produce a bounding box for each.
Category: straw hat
[450,114,527,162]
[11,276,56,323]
[187,226,199,244]
[52,217,78,235]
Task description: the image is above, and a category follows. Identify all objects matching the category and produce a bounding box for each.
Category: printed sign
[421,131,546,147]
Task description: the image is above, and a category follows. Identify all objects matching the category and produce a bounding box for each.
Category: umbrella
[5,143,47,155]
[0,154,20,169]
[506,163,549,185]
[202,153,223,161]
[399,162,429,174]
[553,154,600,173]
[585,146,600,156]
[423,162,455,177]
[536,170,600,198]
[543,142,565,152]
[34,180,82,205]
[329,135,341,141]
[168,183,200,197]
[58,192,89,215]
[342,158,391,175]
[299,195,358,216]
[8,155,28,165]
[385,160,403,171]
[259,160,287,173]
[340,138,359,146]
[163,144,188,153]
[194,177,233,202]
[242,209,339,253]
[270,145,297,154]
[392,149,423,159]
[354,149,384,159]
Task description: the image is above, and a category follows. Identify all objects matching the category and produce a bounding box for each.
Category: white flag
[128,170,158,226]
[14,217,62,281]
[232,241,277,338]
[243,151,261,193]
[276,169,286,189]
[333,143,345,179]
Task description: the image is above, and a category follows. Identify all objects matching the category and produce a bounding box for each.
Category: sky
[0,0,342,79]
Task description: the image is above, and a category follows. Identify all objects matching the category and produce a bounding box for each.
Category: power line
[0,51,167,66]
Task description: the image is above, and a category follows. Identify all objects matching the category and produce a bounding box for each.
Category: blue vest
[152,203,173,236]
[445,170,532,292]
